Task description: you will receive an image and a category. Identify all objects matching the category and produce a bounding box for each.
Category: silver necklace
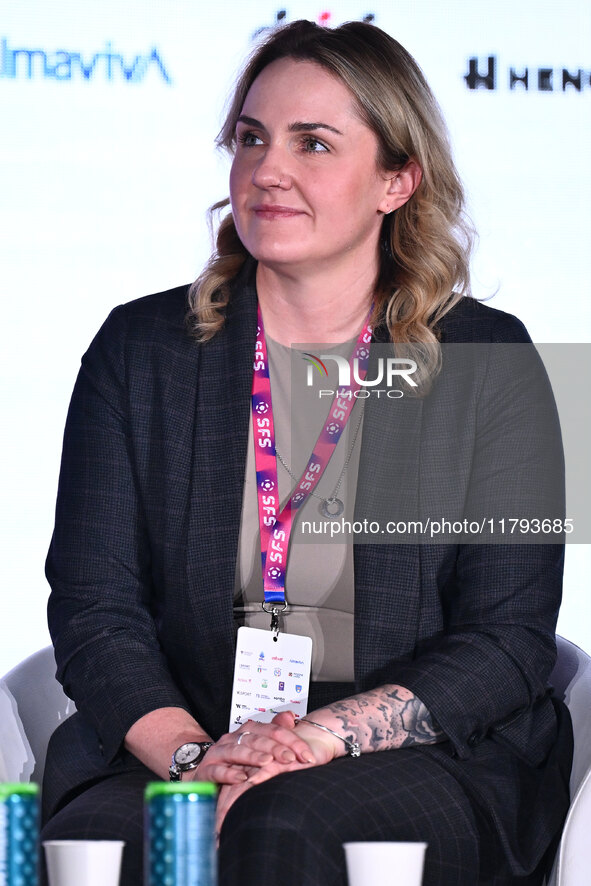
[275,408,364,519]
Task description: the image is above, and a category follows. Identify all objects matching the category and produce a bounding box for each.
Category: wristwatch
[169,741,213,782]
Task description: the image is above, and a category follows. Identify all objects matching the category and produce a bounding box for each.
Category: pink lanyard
[251,304,372,627]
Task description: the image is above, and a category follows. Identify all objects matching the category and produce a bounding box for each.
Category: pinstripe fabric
[43,259,572,884]
[219,747,514,886]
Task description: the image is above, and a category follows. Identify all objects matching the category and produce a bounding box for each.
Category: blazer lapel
[353,332,424,687]
[185,264,258,687]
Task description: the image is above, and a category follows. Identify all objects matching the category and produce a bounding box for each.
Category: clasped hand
[191,712,338,834]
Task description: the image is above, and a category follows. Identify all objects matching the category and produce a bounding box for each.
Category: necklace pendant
[320,497,344,519]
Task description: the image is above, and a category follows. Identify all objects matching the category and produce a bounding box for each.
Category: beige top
[233,336,363,681]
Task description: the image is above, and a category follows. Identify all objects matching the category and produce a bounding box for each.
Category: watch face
[175,743,201,765]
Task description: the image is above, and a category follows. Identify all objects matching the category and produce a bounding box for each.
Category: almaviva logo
[0,38,171,83]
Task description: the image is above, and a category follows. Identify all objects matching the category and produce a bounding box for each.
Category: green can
[0,783,39,886]
[144,782,217,886]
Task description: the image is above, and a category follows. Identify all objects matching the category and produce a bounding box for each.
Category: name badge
[229,626,312,732]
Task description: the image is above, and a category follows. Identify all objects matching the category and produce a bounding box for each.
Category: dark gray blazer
[45,261,571,867]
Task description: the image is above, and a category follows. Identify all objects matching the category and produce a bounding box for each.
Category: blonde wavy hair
[188,20,474,361]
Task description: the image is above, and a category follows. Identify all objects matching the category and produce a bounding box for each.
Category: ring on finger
[236,731,251,746]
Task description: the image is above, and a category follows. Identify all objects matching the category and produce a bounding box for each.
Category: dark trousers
[40,745,542,886]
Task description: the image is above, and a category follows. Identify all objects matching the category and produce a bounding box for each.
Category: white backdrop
[1,0,589,675]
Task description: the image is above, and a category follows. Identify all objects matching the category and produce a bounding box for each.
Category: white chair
[0,646,75,783]
[545,636,591,886]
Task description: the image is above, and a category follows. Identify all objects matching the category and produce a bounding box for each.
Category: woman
[42,20,572,886]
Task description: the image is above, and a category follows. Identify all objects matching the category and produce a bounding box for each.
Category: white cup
[43,840,125,886]
[344,841,427,886]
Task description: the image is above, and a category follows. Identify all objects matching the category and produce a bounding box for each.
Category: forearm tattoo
[323,685,445,753]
